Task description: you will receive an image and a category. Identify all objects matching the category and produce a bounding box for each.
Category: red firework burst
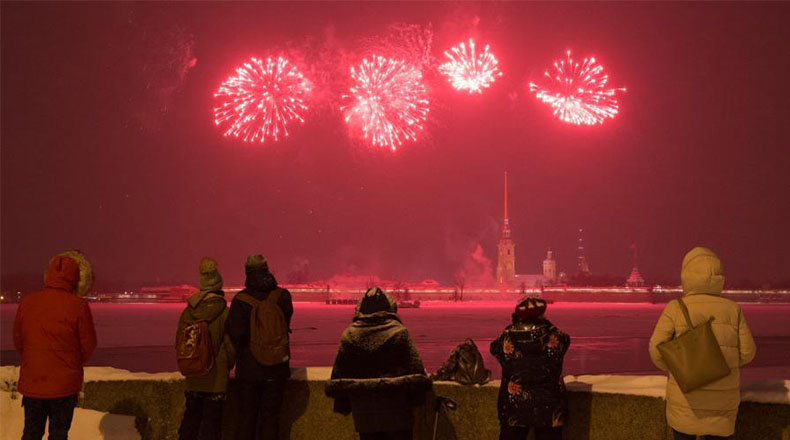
[342,56,429,150]
[214,57,310,143]
[529,50,625,125]
[439,39,502,93]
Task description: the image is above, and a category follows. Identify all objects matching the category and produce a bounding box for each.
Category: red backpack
[236,289,290,366]
[176,320,214,376]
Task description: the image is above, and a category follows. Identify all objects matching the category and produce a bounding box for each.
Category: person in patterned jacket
[490,297,571,440]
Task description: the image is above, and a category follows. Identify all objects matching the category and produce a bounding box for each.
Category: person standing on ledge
[325,287,432,440]
[13,253,97,440]
[649,247,756,440]
[490,297,570,440]
[228,255,293,440]
[175,258,234,440]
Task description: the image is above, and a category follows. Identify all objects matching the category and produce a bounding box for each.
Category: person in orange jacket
[13,253,97,440]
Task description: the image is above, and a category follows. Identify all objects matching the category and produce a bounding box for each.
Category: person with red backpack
[228,254,293,440]
[175,258,234,440]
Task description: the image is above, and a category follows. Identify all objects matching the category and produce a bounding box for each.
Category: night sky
[2,2,789,289]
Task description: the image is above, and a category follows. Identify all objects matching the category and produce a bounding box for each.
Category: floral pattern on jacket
[490,318,570,428]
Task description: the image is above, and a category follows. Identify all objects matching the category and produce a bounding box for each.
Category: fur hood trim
[325,373,432,399]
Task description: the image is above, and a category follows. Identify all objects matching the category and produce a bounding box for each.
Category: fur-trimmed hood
[327,309,428,396]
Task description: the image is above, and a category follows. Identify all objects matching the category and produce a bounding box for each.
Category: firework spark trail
[342,56,429,151]
[529,50,625,125]
[439,39,502,93]
[214,57,311,143]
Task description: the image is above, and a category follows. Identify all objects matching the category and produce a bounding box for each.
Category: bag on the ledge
[657,298,731,393]
[430,338,491,385]
[176,320,214,376]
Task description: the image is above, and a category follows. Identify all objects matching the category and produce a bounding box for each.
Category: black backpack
[430,338,491,385]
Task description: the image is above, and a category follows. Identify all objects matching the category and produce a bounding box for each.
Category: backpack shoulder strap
[235,293,260,307]
[266,288,282,304]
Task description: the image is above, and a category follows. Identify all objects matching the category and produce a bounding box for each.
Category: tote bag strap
[677,298,695,329]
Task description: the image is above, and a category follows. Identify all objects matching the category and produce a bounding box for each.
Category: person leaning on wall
[490,297,571,440]
[325,287,432,440]
[648,247,757,440]
[13,251,97,440]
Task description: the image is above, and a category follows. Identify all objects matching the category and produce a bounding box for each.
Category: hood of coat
[344,311,404,353]
[185,292,227,322]
[244,267,277,293]
[44,255,80,293]
[681,247,725,297]
[243,255,278,293]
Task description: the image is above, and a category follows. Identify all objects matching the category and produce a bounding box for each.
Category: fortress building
[495,172,556,287]
[543,249,557,283]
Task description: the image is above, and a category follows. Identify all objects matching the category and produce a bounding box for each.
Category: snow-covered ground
[2,302,789,381]
[0,389,140,440]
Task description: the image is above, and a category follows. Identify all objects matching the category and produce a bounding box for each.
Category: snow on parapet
[563,374,790,405]
[2,366,787,404]
[0,366,180,385]
[564,375,667,398]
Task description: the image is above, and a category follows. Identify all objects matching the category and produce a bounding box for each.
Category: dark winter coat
[13,256,97,399]
[227,267,293,381]
[490,317,570,428]
[176,291,235,393]
[325,306,431,434]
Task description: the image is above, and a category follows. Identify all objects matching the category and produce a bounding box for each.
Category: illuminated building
[495,172,554,287]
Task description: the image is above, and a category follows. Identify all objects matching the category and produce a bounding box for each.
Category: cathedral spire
[504,171,508,223]
[497,170,515,285]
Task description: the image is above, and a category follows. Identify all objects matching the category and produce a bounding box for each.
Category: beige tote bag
[657,298,731,393]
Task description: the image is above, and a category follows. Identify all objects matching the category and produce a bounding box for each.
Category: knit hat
[245,254,269,271]
[356,287,397,315]
[681,247,725,296]
[513,296,547,323]
[199,257,223,293]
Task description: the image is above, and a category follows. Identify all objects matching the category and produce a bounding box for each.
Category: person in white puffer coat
[649,247,757,440]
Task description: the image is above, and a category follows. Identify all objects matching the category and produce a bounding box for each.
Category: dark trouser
[237,379,286,440]
[22,395,78,440]
[359,431,412,440]
[673,429,732,440]
[499,425,563,440]
[178,391,226,440]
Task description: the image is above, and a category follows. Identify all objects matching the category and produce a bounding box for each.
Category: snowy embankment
[1,366,787,440]
[2,365,786,405]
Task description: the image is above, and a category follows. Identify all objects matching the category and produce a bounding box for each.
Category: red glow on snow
[439,39,502,94]
[213,56,311,143]
[529,50,625,126]
[342,56,429,151]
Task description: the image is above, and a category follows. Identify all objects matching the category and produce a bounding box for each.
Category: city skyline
[2,2,789,290]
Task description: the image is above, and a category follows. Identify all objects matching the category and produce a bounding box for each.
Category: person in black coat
[325,287,431,440]
[227,255,293,440]
[490,297,571,440]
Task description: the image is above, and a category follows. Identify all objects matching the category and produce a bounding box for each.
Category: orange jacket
[13,255,97,398]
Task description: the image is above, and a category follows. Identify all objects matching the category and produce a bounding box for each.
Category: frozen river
[2,302,789,381]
